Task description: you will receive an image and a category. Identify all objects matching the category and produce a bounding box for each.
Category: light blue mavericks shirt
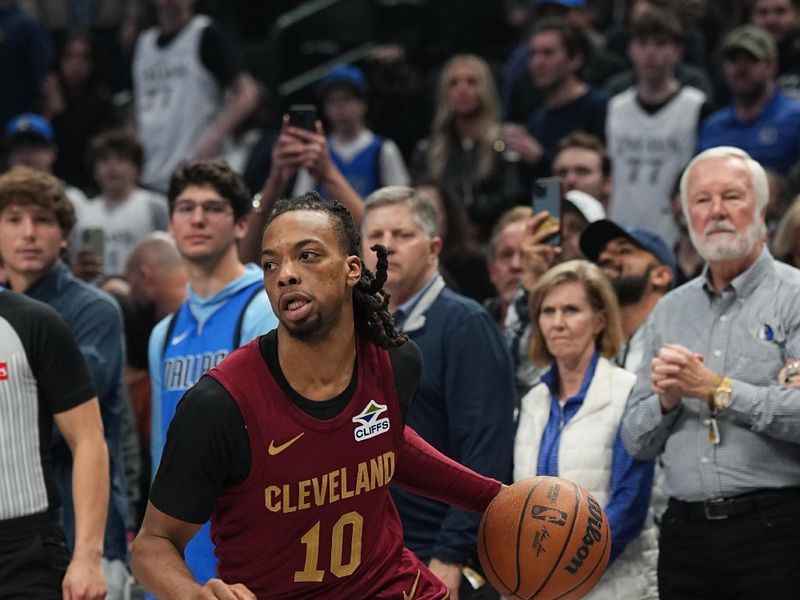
[148,264,277,585]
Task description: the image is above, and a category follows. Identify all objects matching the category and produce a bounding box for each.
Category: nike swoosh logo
[170,329,191,346]
[403,569,421,600]
[268,432,304,456]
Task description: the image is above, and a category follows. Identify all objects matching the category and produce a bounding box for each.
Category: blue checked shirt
[621,247,800,502]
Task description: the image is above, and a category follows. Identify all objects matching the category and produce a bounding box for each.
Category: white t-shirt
[73,187,169,276]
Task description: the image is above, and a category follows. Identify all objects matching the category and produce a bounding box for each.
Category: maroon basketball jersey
[207,336,449,599]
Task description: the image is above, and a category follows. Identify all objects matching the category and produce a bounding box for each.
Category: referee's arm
[54,398,109,600]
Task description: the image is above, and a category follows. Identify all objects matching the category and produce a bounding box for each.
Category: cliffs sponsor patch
[352,400,390,441]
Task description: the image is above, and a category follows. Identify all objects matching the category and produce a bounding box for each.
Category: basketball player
[131,193,503,598]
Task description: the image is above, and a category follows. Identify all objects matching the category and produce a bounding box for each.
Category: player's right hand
[192,578,256,599]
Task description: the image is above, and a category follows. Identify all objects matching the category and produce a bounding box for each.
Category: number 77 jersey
[207,337,450,599]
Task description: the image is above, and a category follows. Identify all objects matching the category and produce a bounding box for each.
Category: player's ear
[345,255,361,288]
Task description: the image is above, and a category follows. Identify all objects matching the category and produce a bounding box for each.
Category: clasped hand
[650,344,718,411]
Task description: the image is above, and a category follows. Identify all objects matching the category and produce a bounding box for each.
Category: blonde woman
[514,260,658,599]
[411,54,526,239]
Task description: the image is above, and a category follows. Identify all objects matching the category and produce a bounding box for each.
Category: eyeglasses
[173,200,233,219]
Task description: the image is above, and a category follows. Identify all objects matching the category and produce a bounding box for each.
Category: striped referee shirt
[621,247,800,502]
[0,290,95,521]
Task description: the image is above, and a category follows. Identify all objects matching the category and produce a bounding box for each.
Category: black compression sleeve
[149,376,251,523]
[387,340,422,423]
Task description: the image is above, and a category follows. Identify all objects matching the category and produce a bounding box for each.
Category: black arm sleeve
[149,376,251,524]
[387,339,422,423]
[199,23,245,87]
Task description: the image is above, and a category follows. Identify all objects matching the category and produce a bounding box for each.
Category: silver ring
[785,362,799,383]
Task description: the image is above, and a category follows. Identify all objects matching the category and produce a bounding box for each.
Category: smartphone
[82,227,105,258]
[288,104,317,131]
[532,177,562,246]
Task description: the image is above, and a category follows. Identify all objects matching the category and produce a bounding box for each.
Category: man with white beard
[621,146,800,599]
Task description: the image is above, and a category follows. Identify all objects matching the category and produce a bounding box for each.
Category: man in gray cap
[697,24,800,176]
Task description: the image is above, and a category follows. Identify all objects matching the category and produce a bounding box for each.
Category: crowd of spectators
[4,0,800,598]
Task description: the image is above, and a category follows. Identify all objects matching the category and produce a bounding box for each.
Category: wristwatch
[709,376,732,411]
[251,193,263,214]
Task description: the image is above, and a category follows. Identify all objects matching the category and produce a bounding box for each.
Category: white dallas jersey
[607,86,705,245]
[133,15,222,192]
[73,188,169,277]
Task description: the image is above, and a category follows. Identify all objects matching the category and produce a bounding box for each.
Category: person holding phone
[241,105,367,264]
[290,65,410,201]
[72,130,169,281]
[504,188,604,396]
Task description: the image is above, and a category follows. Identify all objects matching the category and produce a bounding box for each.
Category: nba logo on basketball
[0,362,7,381]
[352,400,391,441]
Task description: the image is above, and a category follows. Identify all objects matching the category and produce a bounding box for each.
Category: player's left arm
[388,337,505,516]
[395,426,502,512]
[604,426,655,564]
[396,427,503,596]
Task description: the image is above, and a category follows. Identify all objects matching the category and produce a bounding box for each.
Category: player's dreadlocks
[264,192,408,349]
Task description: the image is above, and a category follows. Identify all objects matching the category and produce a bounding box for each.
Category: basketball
[477,476,611,600]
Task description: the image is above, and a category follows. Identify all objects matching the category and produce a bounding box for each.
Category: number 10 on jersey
[294,511,364,582]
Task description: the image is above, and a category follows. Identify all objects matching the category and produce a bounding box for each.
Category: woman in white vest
[514,260,658,599]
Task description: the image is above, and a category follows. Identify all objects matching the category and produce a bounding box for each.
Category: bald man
[125,233,188,320]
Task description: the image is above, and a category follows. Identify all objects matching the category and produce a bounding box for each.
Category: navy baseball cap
[318,65,369,99]
[5,113,55,144]
[580,219,677,282]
